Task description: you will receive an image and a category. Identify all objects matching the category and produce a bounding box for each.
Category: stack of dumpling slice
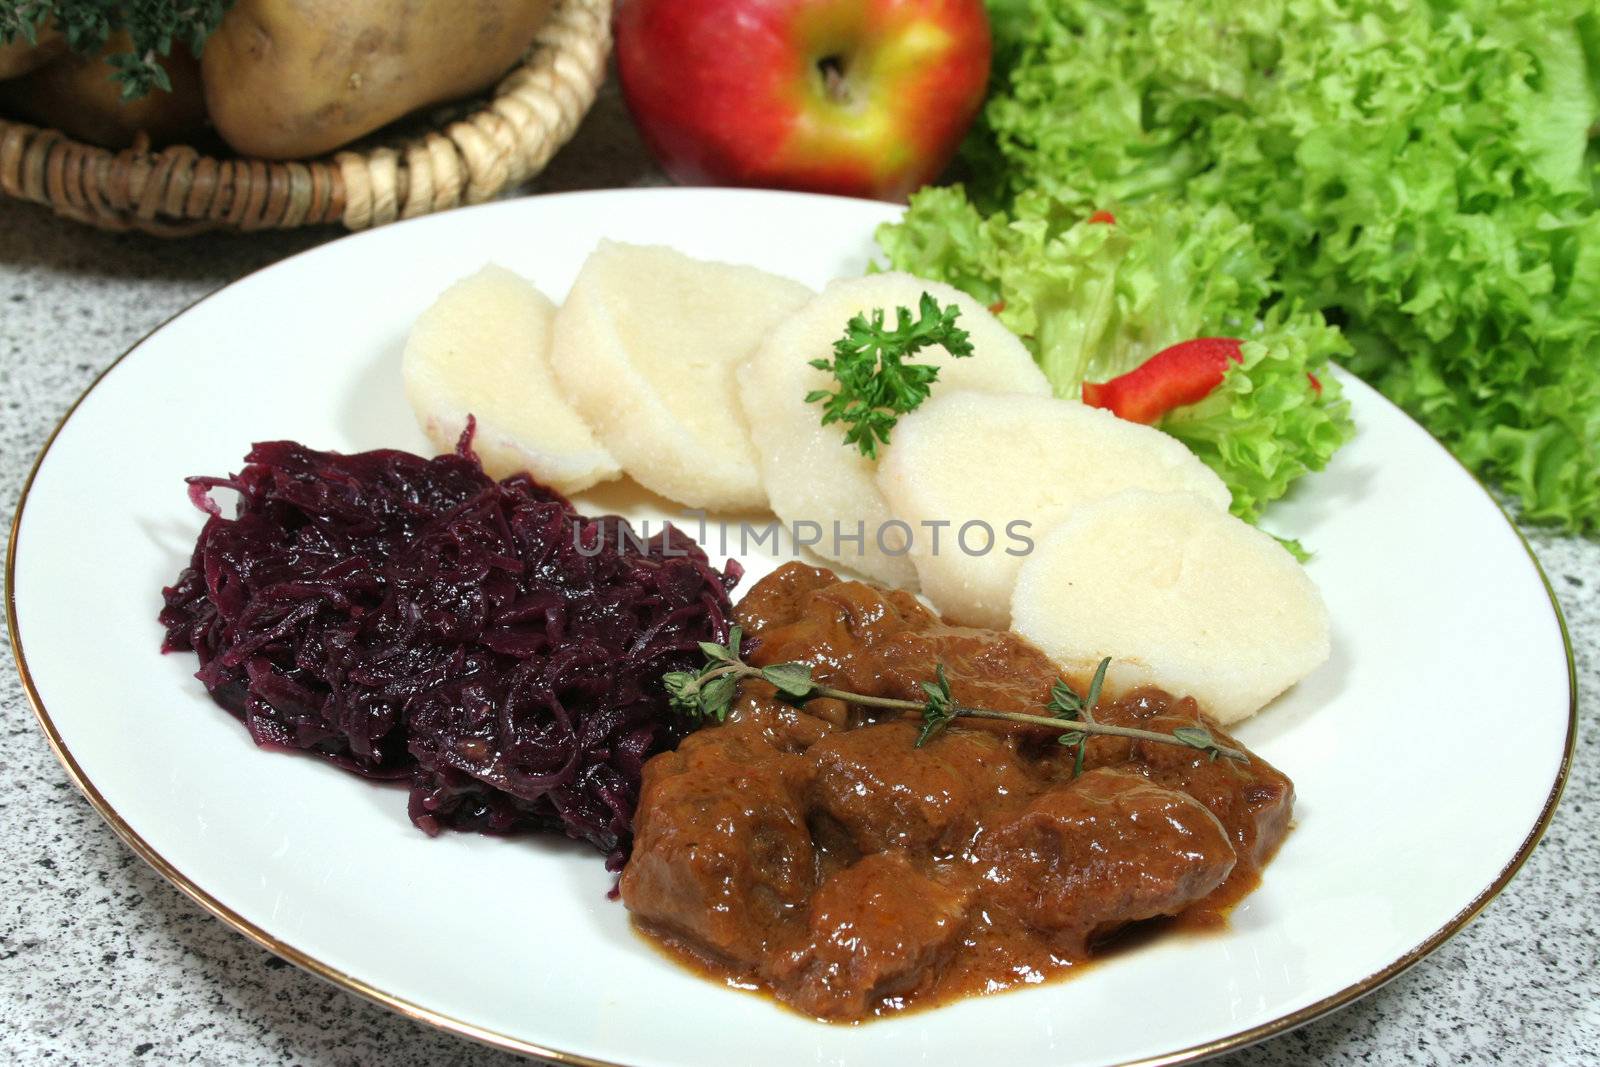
[405,240,813,508]
[737,272,1055,588]
[404,246,1329,725]
[877,391,1329,724]
[403,263,620,496]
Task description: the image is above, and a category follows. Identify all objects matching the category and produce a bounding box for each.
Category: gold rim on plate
[5,274,1578,1067]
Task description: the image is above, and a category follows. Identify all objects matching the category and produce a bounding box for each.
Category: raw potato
[0,33,207,149]
[877,391,1231,628]
[403,264,619,494]
[550,240,813,511]
[1012,490,1330,725]
[0,24,64,79]
[201,0,553,158]
[738,273,1050,587]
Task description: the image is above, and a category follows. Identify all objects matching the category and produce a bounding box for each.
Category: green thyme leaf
[760,662,817,699]
[1057,728,1090,778]
[916,706,953,748]
[1172,726,1226,760]
[700,674,737,723]
[661,648,1249,767]
[663,671,704,719]
[919,664,954,709]
[1051,660,1109,777]
[698,641,733,663]
[916,665,957,747]
[1083,657,1110,724]
[1048,680,1084,719]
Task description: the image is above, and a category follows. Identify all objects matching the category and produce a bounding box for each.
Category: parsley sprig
[805,292,975,459]
[664,637,1246,770]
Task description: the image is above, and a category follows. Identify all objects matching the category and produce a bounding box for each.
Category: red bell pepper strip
[1081,337,1244,424]
[1087,210,1116,225]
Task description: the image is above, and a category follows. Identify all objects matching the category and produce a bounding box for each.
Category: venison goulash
[621,562,1294,1020]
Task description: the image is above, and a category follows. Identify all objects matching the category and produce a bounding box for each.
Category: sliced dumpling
[403,264,619,494]
[550,240,813,511]
[877,391,1231,627]
[738,273,1050,587]
[1012,490,1330,725]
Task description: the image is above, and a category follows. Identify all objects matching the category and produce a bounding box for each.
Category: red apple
[613,0,991,202]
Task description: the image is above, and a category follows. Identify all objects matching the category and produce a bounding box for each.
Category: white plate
[7,189,1573,1067]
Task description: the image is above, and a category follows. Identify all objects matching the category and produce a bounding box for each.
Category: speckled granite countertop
[3,83,1596,1067]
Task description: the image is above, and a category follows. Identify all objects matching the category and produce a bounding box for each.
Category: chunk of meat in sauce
[622,563,1295,1021]
[974,768,1236,949]
[738,561,1062,715]
[620,718,818,966]
[771,852,971,1019]
[809,722,1032,854]
[1056,690,1295,868]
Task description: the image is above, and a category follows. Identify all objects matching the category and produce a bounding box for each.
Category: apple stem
[817,55,850,106]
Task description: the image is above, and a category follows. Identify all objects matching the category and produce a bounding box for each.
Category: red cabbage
[159,425,740,869]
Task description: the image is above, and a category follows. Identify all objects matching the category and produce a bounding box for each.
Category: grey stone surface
[2,82,1595,1067]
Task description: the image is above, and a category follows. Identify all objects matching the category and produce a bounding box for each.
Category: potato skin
[0,32,207,149]
[0,24,65,79]
[202,0,554,159]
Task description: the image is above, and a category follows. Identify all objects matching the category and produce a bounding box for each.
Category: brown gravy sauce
[619,563,1295,1022]
[631,837,1287,1022]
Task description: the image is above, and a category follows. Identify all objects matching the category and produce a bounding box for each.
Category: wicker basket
[0,0,612,236]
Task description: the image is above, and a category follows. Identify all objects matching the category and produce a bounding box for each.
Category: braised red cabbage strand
[159,425,739,869]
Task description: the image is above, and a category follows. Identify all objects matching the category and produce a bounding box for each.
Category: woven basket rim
[0,0,612,236]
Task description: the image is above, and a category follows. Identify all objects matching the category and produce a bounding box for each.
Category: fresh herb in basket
[0,0,602,231]
[0,1,233,98]
[0,0,561,157]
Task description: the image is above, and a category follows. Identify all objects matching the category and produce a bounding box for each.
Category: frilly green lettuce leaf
[990,193,1273,390]
[872,185,1002,306]
[1161,310,1354,524]
[877,186,1355,523]
[962,0,1600,531]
